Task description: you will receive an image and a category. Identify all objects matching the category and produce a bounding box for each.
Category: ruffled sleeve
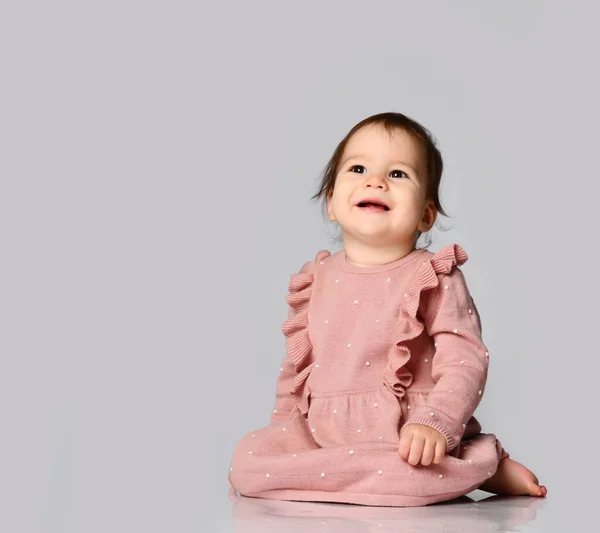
[269,249,331,424]
[398,244,489,453]
[382,244,467,402]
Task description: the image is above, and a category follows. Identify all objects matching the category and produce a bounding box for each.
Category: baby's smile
[357,203,390,213]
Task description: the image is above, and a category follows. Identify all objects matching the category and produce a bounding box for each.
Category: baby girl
[228,111,547,507]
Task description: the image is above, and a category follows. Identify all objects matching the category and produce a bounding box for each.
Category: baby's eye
[349,164,366,174]
[349,165,407,179]
[390,169,407,179]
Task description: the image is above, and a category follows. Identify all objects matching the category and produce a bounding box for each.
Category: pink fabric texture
[229,244,509,507]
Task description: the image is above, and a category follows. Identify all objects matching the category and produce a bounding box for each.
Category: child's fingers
[397,430,413,460]
[420,438,436,466]
[407,436,425,466]
[433,440,445,464]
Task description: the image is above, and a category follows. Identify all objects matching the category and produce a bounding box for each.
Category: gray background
[1,1,597,531]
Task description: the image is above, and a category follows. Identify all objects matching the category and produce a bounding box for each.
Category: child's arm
[267,249,330,425]
[269,308,298,424]
[405,266,489,453]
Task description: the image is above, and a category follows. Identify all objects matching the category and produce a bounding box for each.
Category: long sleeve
[402,266,489,453]
[269,307,298,424]
[268,250,329,425]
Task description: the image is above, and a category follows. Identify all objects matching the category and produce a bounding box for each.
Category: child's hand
[398,423,447,466]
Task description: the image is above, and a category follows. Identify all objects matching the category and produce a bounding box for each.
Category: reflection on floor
[229,488,547,533]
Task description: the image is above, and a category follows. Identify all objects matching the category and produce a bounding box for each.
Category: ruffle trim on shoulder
[280,249,331,415]
[383,244,469,401]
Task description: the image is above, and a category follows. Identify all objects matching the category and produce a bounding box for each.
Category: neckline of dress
[332,247,428,274]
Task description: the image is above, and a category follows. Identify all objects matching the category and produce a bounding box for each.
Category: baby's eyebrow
[341,154,418,176]
[392,160,418,175]
[340,154,364,167]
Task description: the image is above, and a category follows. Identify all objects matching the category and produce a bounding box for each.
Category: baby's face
[327,124,432,246]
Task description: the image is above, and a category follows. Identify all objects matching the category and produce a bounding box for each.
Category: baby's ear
[419,201,437,231]
[327,194,336,222]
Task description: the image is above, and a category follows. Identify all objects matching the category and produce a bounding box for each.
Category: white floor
[206,488,558,532]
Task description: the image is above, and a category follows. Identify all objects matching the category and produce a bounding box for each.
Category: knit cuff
[401,410,464,453]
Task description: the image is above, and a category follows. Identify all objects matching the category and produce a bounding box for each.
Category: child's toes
[527,482,545,497]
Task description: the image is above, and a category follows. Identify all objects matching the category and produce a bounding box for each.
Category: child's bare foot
[479,457,548,497]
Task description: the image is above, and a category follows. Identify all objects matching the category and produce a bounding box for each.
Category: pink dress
[229,244,509,507]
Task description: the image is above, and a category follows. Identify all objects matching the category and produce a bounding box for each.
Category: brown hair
[311,111,451,248]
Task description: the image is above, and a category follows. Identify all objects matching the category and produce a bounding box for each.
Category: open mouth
[357,201,390,212]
